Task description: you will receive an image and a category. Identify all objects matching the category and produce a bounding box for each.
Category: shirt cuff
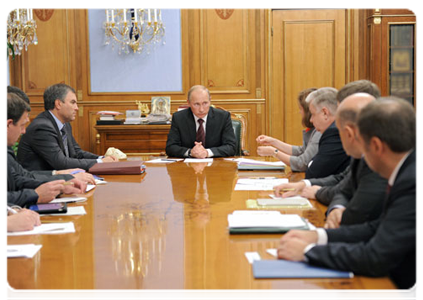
[302,179,312,187]
[206,149,214,157]
[316,228,328,245]
[327,204,346,214]
[303,243,317,262]
[184,149,190,157]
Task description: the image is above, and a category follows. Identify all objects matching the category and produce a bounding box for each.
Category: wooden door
[270,9,347,145]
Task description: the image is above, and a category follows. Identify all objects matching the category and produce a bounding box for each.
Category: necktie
[196,119,205,146]
[61,127,69,157]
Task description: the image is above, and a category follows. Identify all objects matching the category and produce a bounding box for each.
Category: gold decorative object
[104,9,165,55]
[135,100,150,116]
[7,9,38,56]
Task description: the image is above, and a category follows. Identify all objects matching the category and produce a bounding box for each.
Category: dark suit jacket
[5,146,46,207]
[305,150,416,289]
[17,111,99,171]
[305,122,350,179]
[310,164,351,206]
[327,158,387,225]
[165,107,237,157]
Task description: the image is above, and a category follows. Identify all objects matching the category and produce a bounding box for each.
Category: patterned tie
[196,119,206,146]
[61,126,69,157]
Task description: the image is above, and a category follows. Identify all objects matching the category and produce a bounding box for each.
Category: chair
[214,106,249,156]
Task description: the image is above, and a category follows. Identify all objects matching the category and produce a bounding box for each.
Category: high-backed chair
[214,106,249,156]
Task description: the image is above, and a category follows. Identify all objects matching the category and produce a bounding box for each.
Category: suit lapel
[44,111,67,155]
[205,107,215,146]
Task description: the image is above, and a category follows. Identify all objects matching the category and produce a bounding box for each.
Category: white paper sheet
[184,158,214,163]
[228,211,306,228]
[46,206,86,216]
[7,244,43,258]
[7,222,75,236]
[235,178,288,191]
[51,197,87,204]
[145,158,183,163]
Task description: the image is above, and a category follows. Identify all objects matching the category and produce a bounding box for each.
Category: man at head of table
[165,85,237,158]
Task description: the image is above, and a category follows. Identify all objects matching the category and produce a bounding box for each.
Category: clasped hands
[256,135,277,157]
[190,142,208,159]
[277,230,318,261]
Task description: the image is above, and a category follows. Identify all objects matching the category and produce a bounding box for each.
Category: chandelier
[7,9,38,56]
[104,9,165,55]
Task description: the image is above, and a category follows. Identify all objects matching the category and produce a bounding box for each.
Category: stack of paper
[7,244,42,258]
[227,210,308,233]
[235,178,288,191]
[7,222,75,236]
[234,158,286,170]
[257,196,312,207]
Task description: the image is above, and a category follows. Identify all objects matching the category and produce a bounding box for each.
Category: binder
[88,161,145,175]
[253,259,354,279]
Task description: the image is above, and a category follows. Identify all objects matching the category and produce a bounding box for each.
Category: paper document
[227,210,308,234]
[184,158,213,163]
[7,222,75,236]
[233,158,286,167]
[7,244,43,258]
[235,178,288,191]
[47,206,86,216]
[258,196,312,207]
[145,158,183,163]
[51,197,87,204]
[245,252,261,264]
[95,179,107,185]
[86,184,96,192]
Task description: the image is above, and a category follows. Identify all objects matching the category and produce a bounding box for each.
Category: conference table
[7,157,396,290]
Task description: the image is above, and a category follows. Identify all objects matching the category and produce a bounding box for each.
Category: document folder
[253,259,353,279]
[88,161,145,175]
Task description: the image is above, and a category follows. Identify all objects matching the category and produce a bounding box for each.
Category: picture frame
[151,96,171,115]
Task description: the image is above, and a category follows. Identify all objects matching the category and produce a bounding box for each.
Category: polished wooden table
[7,158,395,290]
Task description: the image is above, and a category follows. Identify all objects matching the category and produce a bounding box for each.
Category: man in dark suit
[304,88,350,179]
[7,93,85,207]
[17,83,117,171]
[274,80,381,203]
[277,97,415,289]
[165,85,237,158]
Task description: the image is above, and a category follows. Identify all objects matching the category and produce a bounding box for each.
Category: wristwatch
[273,149,279,157]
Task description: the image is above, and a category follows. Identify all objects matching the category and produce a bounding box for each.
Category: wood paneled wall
[9,9,368,156]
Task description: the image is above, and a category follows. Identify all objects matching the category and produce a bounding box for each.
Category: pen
[249,177,277,179]
[276,188,296,191]
[161,159,177,162]
[7,206,18,215]
[70,170,85,175]
[63,182,75,186]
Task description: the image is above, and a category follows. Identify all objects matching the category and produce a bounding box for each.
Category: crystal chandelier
[104,9,165,55]
[7,9,38,56]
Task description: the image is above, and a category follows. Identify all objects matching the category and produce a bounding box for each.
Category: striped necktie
[61,127,69,157]
[196,118,205,146]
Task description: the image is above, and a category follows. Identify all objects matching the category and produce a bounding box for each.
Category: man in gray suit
[17,83,117,171]
[277,97,415,289]
[165,85,237,158]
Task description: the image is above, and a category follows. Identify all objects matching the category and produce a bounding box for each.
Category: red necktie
[196,119,205,146]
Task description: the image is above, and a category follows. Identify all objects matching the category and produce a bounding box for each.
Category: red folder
[88,161,145,175]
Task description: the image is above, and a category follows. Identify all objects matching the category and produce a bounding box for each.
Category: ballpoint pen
[7,206,18,214]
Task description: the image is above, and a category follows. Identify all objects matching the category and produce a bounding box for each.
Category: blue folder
[253,259,353,279]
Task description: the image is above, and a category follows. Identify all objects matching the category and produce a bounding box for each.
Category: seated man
[165,85,237,158]
[277,97,415,289]
[274,80,381,205]
[303,88,350,179]
[17,83,117,171]
[7,93,85,207]
[8,86,96,185]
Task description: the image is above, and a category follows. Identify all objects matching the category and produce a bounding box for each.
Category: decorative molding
[29,81,37,89]
[236,79,244,87]
[208,79,215,87]
[34,9,54,22]
[215,9,234,20]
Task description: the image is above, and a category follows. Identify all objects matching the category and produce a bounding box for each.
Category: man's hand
[102,156,118,163]
[55,168,84,175]
[7,209,41,232]
[274,181,306,198]
[190,142,208,159]
[324,207,345,229]
[300,185,321,199]
[257,146,276,157]
[277,237,309,261]
[72,172,96,185]
[35,180,66,203]
[62,178,88,194]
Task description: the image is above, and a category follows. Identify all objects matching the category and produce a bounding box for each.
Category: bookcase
[367,9,416,106]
